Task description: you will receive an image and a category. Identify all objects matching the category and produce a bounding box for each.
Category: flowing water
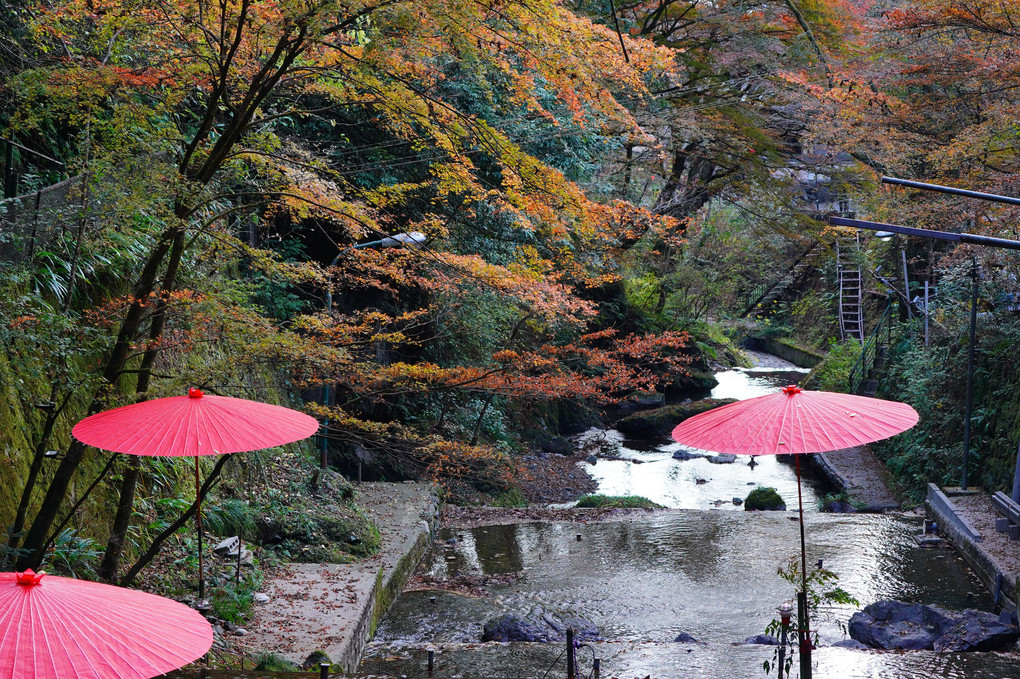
[583,364,822,511]
[361,361,1018,678]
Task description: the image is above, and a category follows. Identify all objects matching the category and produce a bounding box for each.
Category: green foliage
[789,292,839,352]
[43,528,102,578]
[203,499,257,540]
[247,236,311,321]
[210,564,264,624]
[491,487,529,508]
[873,312,1020,501]
[744,487,786,511]
[762,557,859,676]
[257,488,381,563]
[814,339,862,393]
[817,491,861,512]
[575,494,664,509]
[253,653,300,671]
[0,527,30,571]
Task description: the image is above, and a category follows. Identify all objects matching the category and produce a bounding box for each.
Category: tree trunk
[16,227,181,569]
[98,231,187,582]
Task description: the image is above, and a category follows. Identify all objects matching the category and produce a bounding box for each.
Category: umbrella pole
[195,455,205,606]
[795,454,811,679]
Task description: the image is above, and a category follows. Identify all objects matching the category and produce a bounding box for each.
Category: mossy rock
[576,494,664,509]
[662,370,719,401]
[302,650,332,670]
[744,487,786,511]
[615,399,736,439]
[308,468,355,502]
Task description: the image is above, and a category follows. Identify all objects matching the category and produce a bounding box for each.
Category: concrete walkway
[240,481,438,672]
[814,445,901,509]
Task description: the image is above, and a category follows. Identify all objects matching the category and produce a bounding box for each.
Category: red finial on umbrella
[188,388,204,398]
[782,385,802,395]
[15,569,45,586]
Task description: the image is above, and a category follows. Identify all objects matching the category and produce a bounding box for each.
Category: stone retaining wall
[340,494,440,672]
[746,337,824,368]
[926,483,1017,611]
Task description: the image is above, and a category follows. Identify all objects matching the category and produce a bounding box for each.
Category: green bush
[253,653,300,671]
[744,487,786,511]
[491,487,528,507]
[203,498,257,539]
[575,494,664,509]
[815,339,863,392]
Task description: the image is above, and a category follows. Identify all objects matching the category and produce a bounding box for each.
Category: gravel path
[948,493,1020,578]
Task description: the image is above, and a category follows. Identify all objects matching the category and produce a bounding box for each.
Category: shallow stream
[583,363,822,511]
[361,360,1015,678]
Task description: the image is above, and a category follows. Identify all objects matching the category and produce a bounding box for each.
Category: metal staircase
[741,241,821,318]
[837,233,865,342]
[848,301,894,395]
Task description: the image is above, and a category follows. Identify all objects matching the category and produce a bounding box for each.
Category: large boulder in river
[615,399,736,440]
[935,612,1020,652]
[482,606,599,643]
[849,601,1019,651]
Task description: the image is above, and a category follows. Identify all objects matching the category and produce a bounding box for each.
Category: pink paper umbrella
[670,386,918,679]
[0,569,212,679]
[73,389,320,604]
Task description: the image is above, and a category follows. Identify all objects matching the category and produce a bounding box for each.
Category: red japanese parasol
[670,385,919,455]
[73,389,319,603]
[72,388,320,457]
[0,569,212,679]
[671,385,918,679]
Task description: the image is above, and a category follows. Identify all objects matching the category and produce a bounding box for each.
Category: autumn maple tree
[0,0,699,579]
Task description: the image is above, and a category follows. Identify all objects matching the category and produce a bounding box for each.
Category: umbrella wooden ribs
[671,385,918,679]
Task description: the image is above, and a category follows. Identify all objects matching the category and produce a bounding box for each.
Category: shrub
[744,487,786,511]
[575,494,664,509]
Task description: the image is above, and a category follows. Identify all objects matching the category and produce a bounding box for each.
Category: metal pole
[593,658,600,679]
[901,249,912,320]
[428,649,434,674]
[195,455,205,604]
[319,661,330,678]
[924,281,930,347]
[794,455,811,679]
[778,603,792,679]
[566,627,575,679]
[827,215,1020,251]
[962,259,979,490]
[1011,439,1020,504]
[882,176,1020,207]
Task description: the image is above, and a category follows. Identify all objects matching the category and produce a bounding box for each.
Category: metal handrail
[741,241,819,317]
[847,300,894,395]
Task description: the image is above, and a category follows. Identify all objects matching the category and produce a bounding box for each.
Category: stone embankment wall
[926,483,1017,612]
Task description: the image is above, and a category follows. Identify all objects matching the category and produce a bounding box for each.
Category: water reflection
[375,512,990,646]
[360,641,1020,679]
[368,511,1005,677]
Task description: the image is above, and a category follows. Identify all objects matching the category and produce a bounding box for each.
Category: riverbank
[230,482,438,673]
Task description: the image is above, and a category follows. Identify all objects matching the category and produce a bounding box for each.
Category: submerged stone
[481,606,599,643]
[743,634,779,645]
